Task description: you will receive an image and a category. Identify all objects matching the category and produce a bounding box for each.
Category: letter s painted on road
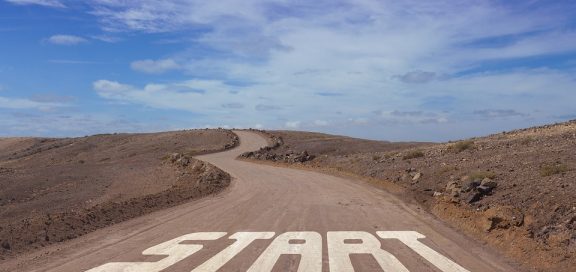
[86,232,226,272]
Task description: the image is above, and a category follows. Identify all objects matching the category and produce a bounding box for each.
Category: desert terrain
[0,129,238,258]
[1,131,518,272]
[241,121,576,271]
[0,122,573,271]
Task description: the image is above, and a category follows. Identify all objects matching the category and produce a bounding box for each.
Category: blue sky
[1,0,575,141]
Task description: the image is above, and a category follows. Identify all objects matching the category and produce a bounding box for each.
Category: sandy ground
[1,131,520,271]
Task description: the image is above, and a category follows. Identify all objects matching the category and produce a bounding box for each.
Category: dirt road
[2,131,520,271]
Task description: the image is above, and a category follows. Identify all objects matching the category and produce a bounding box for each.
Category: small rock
[477,185,493,195]
[169,153,181,162]
[1,241,10,250]
[412,172,422,182]
[433,191,442,197]
[462,181,480,192]
[480,178,498,189]
[467,192,482,203]
[445,180,459,192]
[177,156,190,167]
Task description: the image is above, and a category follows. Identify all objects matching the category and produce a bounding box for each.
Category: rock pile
[241,149,315,163]
[440,176,498,204]
[168,153,191,167]
[399,168,423,184]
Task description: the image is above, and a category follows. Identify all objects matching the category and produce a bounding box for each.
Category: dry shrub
[402,150,424,160]
[540,163,568,177]
[449,140,474,153]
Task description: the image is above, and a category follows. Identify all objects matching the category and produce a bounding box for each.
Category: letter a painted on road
[247,231,322,272]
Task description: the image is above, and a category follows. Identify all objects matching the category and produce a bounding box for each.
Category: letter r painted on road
[86,231,471,272]
[327,231,409,272]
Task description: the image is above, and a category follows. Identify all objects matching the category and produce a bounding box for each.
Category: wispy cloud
[46,34,87,45]
[0,96,66,110]
[5,0,576,140]
[92,79,238,112]
[473,109,528,119]
[5,0,65,8]
[48,59,103,64]
[395,71,439,84]
[130,58,181,74]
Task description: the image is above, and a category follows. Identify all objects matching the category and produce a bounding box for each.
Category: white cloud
[82,1,576,140]
[47,35,87,45]
[92,79,243,113]
[130,58,181,74]
[0,96,65,110]
[91,35,122,43]
[285,121,301,129]
[5,0,64,8]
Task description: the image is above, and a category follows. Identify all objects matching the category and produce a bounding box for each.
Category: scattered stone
[412,172,422,182]
[169,153,181,163]
[179,157,190,167]
[482,206,524,231]
[445,180,459,192]
[477,185,493,195]
[433,191,443,197]
[462,180,480,192]
[480,178,498,189]
[467,192,482,203]
[1,241,10,250]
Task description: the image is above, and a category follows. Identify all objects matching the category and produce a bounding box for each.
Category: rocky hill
[242,121,576,271]
[0,129,238,258]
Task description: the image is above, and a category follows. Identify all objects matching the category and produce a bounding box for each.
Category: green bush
[540,163,568,177]
[402,150,424,160]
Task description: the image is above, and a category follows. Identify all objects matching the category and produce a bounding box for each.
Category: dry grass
[469,171,496,181]
[540,163,568,177]
[520,136,535,145]
[402,150,424,160]
[449,140,474,153]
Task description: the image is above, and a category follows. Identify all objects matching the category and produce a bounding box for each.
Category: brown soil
[0,129,238,258]
[242,121,576,271]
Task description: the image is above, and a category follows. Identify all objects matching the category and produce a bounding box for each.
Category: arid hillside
[0,129,238,258]
[242,121,576,271]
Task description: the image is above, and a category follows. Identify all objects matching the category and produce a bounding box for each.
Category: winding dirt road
[3,131,520,271]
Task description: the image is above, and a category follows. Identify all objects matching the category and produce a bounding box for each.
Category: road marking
[377,231,470,272]
[327,231,409,272]
[86,232,226,272]
[193,232,275,272]
[86,231,470,272]
[247,231,322,272]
